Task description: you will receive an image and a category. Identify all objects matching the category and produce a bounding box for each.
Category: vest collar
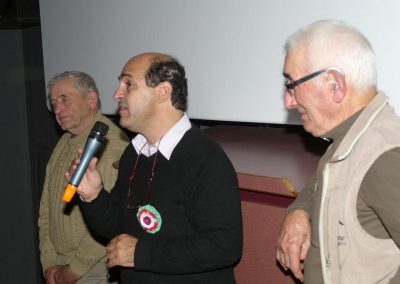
[330,92,388,162]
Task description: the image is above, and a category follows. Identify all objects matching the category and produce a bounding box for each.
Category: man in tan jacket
[276,20,400,284]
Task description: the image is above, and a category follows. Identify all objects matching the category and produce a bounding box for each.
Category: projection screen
[39,0,400,124]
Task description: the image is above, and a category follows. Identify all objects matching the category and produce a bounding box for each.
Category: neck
[322,88,376,136]
[143,111,184,145]
[343,87,376,119]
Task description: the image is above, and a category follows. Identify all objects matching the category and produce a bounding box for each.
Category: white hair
[47,71,101,109]
[284,19,377,92]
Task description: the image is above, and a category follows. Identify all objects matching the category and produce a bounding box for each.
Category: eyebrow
[49,94,68,100]
[282,72,293,80]
[117,72,132,81]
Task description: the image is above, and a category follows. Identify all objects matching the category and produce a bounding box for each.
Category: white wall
[39,0,400,124]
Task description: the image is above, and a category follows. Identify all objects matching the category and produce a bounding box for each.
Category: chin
[119,119,128,128]
[60,123,72,131]
[303,124,317,137]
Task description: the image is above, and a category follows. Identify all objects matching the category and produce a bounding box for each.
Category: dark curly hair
[145,58,188,111]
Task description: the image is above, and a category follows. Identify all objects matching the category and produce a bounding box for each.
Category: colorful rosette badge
[136,204,162,234]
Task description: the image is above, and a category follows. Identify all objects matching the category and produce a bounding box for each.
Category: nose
[113,85,124,102]
[284,92,297,109]
[52,102,63,114]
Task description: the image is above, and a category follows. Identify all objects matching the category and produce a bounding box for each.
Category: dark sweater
[82,126,243,283]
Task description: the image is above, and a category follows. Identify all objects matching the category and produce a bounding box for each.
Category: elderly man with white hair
[276,20,400,284]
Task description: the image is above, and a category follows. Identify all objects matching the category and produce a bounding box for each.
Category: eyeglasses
[284,69,327,92]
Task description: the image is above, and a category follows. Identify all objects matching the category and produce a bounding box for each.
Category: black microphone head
[90,121,109,141]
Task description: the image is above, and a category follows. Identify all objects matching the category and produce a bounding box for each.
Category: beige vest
[319,93,400,284]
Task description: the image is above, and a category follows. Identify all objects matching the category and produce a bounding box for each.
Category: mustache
[118,101,128,109]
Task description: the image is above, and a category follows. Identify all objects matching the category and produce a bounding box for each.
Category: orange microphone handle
[63,184,78,202]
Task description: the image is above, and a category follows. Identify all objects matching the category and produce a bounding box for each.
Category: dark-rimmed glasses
[285,69,327,92]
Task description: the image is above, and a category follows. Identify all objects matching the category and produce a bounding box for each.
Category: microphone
[62,121,109,202]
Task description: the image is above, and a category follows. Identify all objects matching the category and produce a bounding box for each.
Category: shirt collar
[323,109,363,142]
[131,113,192,160]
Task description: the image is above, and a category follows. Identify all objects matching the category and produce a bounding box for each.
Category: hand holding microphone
[63,121,109,202]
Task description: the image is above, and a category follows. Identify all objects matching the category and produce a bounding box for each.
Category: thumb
[88,157,99,171]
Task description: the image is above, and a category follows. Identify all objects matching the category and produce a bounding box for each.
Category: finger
[287,245,301,270]
[107,258,116,268]
[106,245,117,265]
[107,246,123,268]
[65,165,76,179]
[77,148,84,157]
[278,237,295,271]
[300,239,311,260]
[106,237,120,258]
[292,267,304,282]
[288,253,303,281]
[280,241,303,280]
[106,244,115,256]
[106,246,116,268]
[284,253,292,270]
[293,256,305,281]
[276,250,288,270]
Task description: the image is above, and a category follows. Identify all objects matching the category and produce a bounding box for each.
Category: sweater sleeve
[38,163,58,274]
[80,145,133,240]
[67,233,107,276]
[286,173,316,217]
[359,148,400,246]
[134,152,243,274]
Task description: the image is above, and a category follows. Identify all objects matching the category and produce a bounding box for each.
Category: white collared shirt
[131,113,192,160]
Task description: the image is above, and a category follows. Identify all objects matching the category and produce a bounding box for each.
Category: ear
[87,91,98,109]
[155,82,173,104]
[326,69,346,103]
